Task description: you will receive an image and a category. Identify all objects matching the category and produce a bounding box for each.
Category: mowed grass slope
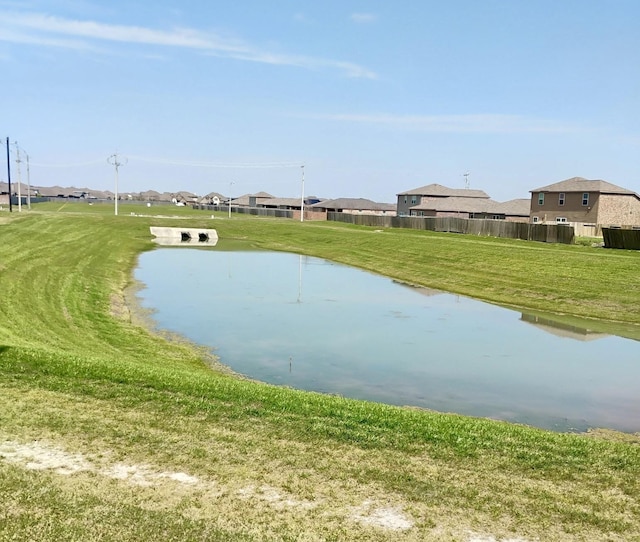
[0,208,639,541]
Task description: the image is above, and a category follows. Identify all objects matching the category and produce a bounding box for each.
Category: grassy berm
[0,205,639,542]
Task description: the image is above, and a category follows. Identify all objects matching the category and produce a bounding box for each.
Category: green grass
[0,206,639,541]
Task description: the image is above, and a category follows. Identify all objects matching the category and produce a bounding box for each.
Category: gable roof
[173,191,198,200]
[201,191,226,198]
[491,198,531,216]
[198,191,227,204]
[411,196,530,216]
[531,177,636,195]
[309,198,395,211]
[398,183,490,199]
[139,190,162,198]
[256,197,302,207]
[412,196,496,213]
[231,192,275,206]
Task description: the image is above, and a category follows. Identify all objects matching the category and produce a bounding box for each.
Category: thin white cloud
[0,11,377,79]
[0,26,104,52]
[303,113,579,134]
[350,13,377,24]
[212,48,376,79]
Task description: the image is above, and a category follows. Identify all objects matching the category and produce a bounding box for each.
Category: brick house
[396,183,529,221]
[529,177,640,228]
[397,184,490,217]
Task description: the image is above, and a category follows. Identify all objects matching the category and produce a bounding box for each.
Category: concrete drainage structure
[150,226,218,246]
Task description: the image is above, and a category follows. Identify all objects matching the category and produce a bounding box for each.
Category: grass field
[1,204,639,541]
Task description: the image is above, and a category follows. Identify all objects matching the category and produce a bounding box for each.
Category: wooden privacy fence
[193,204,294,218]
[602,227,640,250]
[328,213,575,244]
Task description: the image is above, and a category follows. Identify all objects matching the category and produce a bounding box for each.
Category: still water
[134,247,640,433]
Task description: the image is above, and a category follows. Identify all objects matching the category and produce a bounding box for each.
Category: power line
[127,155,303,169]
[28,159,105,168]
[28,156,302,169]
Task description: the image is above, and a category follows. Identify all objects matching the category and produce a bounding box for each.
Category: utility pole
[26,153,31,210]
[5,137,11,212]
[108,153,126,216]
[14,142,22,212]
[228,181,234,219]
[300,165,305,222]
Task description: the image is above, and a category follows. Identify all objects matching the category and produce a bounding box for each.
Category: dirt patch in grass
[0,437,417,535]
[109,292,131,321]
[583,428,640,444]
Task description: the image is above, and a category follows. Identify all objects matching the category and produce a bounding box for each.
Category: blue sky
[2,1,639,203]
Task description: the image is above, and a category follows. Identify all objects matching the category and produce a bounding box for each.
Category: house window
[538,193,544,205]
[410,195,418,205]
[403,196,407,204]
[582,193,589,206]
[556,217,567,223]
[558,193,565,206]
[532,216,539,223]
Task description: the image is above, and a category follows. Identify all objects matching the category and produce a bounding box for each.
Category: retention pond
[134,247,640,433]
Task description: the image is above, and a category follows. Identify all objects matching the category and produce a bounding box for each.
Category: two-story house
[529,177,640,228]
[396,184,491,217]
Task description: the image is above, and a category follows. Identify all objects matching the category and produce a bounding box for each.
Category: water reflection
[520,313,609,341]
[152,237,219,246]
[134,248,640,433]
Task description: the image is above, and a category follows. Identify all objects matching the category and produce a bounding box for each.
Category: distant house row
[3,176,639,230]
[222,176,640,229]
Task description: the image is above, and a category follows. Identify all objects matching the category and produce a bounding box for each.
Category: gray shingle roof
[398,183,490,199]
[412,197,530,216]
[139,190,162,198]
[198,192,227,204]
[531,177,636,195]
[231,193,275,206]
[257,197,301,207]
[490,198,531,216]
[309,198,395,211]
[412,197,495,213]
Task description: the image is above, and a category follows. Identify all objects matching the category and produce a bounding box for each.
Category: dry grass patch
[2,384,638,541]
